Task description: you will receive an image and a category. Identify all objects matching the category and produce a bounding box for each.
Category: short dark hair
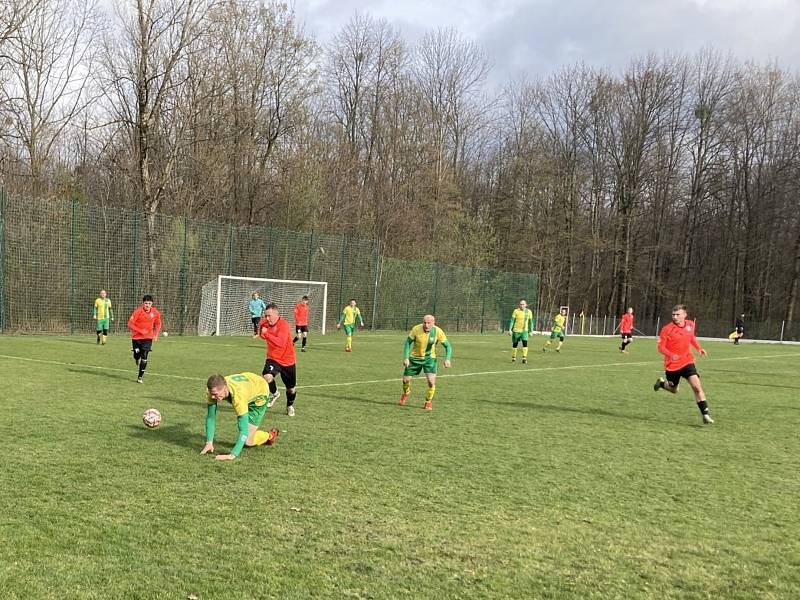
[265,302,279,311]
[302,295,309,300]
[672,304,687,312]
[349,298,356,302]
[207,374,226,390]
[142,294,154,302]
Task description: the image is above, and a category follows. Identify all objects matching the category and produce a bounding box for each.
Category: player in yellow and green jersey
[201,372,279,461]
[543,307,568,352]
[398,314,452,411]
[336,298,365,352]
[93,289,114,345]
[508,299,534,364]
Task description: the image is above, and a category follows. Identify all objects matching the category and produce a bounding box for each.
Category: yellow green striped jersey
[94,297,112,320]
[207,372,270,417]
[340,305,362,326]
[509,308,533,333]
[552,314,566,333]
[407,324,449,359]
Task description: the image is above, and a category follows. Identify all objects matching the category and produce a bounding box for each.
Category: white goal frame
[207,275,328,336]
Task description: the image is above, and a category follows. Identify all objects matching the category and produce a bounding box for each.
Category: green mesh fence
[0,193,537,335]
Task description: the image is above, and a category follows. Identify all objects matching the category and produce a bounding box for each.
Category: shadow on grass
[305,390,419,409]
[125,423,219,450]
[67,366,136,381]
[481,398,699,427]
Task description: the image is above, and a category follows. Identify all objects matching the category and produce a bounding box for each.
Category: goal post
[198,275,328,336]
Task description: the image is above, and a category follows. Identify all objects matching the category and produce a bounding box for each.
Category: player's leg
[245,405,279,446]
[101,325,109,345]
[301,329,308,351]
[344,324,354,351]
[511,333,519,362]
[132,339,141,364]
[262,360,280,406]
[293,326,300,345]
[399,360,423,405]
[252,317,260,337]
[556,333,564,351]
[136,340,152,383]
[280,365,297,417]
[685,369,713,424]
[521,333,529,363]
[655,369,680,393]
[423,368,437,411]
[543,332,554,351]
[96,324,102,344]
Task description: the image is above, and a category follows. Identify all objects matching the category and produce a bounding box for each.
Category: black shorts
[736,327,744,335]
[295,325,309,334]
[132,339,153,354]
[251,316,261,325]
[665,363,698,387]
[621,333,633,341]
[263,359,297,390]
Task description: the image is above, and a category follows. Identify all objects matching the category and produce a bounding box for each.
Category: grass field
[1,331,799,599]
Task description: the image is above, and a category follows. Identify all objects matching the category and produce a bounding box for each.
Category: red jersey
[128,306,162,340]
[657,319,703,371]
[294,302,309,327]
[259,316,296,366]
[620,313,634,334]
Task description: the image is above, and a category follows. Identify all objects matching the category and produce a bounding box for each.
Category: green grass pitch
[1,332,799,599]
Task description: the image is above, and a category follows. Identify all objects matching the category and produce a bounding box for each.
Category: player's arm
[507,314,514,333]
[93,302,98,319]
[691,333,706,356]
[109,303,114,321]
[441,339,452,367]
[403,335,413,365]
[357,308,364,326]
[337,309,344,328]
[528,312,534,334]
[216,414,249,461]
[201,402,218,454]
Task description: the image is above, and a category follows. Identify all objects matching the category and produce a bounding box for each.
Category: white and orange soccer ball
[142,408,162,428]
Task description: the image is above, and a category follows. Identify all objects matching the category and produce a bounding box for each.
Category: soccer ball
[162,331,169,337]
[142,408,162,428]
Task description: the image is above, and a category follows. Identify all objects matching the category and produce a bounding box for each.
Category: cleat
[287,405,295,417]
[556,348,561,353]
[423,400,432,411]
[267,389,280,408]
[136,377,143,384]
[265,428,279,446]
[398,393,409,406]
[345,347,352,352]
[702,413,714,425]
[301,347,306,352]
[511,357,516,363]
[542,347,547,353]
[653,377,665,392]
[522,358,527,364]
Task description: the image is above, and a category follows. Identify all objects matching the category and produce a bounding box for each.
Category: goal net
[198,276,328,336]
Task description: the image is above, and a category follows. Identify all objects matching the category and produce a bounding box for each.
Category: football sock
[102,335,107,344]
[252,430,271,446]
[346,335,352,349]
[96,332,101,343]
[292,336,299,344]
[511,348,517,360]
[286,390,296,407]
[402,381,411,395]
[426,386,436,402]
[523,347,529,358]
[302,337,307,348]
[697,400,709,415]
[138,358,148,378]
[268,379,278,394]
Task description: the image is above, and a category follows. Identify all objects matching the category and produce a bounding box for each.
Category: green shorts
[403,357,437,376]
[511,331,529,344]
[248,401,268,427]
[96,318,110,331]
[550,330,565,341]
[343,324,355,335]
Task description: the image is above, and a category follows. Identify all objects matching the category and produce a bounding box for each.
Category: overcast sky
[293,0,800,85]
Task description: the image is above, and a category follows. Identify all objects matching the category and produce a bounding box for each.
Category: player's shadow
[305,390,398,408]
[67,366,135,381]
[126,423,211,450]
[482,398,694,427]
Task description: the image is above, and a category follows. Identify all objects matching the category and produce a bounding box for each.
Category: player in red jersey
[259,303,298,417]
[619,307,634,353]
[653,304,714,424]
[127,294,162,384]
[292,295,310,352]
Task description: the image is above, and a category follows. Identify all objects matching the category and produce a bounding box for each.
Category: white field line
[1,352,797,389]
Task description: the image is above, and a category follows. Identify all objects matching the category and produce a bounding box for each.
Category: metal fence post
[226,223,234,275]
[179,216,188,335]
[70,197,77,334]
[479,272,487,333]
[780,320,785,342]
[306,229,314,280]
[655,316,660,336]
[371,239,380,330]
[0,188,5,332]
[132,210,139,301]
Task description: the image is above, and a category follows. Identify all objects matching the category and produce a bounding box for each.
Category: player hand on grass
[200,442,214,455]
[215,454,235,461]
